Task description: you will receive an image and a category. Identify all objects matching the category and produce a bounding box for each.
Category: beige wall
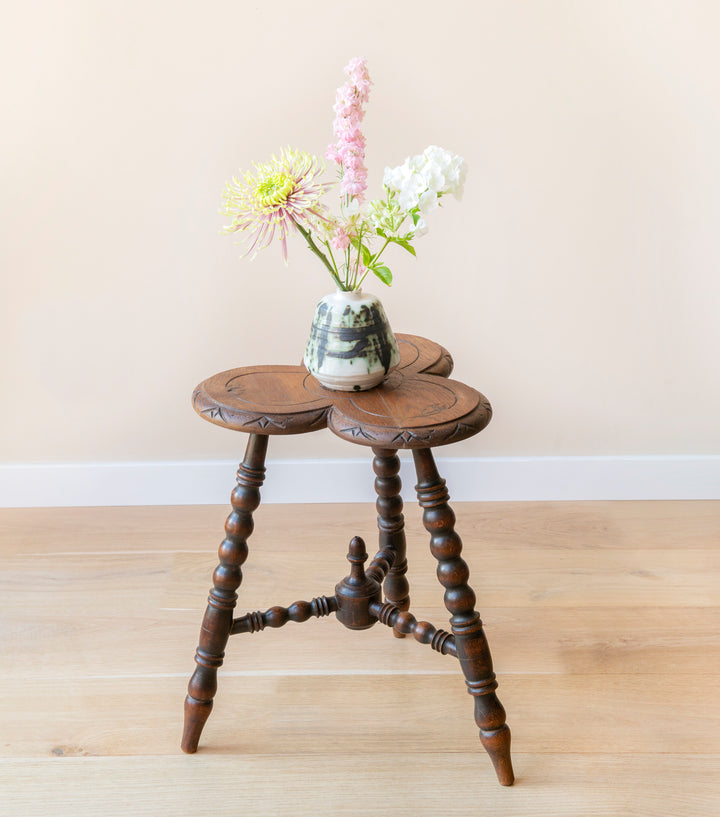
[3,0,719,466]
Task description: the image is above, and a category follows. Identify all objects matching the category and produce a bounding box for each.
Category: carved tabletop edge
[191,335,464,437]
[191,382,330,435]
[326,385,492,450]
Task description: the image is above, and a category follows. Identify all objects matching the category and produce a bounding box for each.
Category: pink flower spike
[328,56,372,202]
[325,145,341,163]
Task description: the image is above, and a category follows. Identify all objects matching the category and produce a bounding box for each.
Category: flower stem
[368,237,391,267]
[351,225,368,289]
[294,221,346,290]
[322,239,341,278]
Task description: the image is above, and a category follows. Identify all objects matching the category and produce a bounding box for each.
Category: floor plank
[2,672,718,757]
[1,501,718,815]
[4,606,720,679]
[2,754,718,817]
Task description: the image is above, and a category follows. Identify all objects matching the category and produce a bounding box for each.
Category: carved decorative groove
[200,405,228,423]
[392,429,433,445]
[245,415,287,430]
[308,407,330,427]
[447,422,477,442]
[339,426,378,441]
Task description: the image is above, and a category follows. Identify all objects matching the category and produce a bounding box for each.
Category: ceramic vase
[303,289,400,391]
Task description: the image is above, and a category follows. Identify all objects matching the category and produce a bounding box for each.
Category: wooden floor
[1,500,719,816]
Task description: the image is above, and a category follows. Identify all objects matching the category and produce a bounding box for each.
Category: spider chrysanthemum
[222,148,332,262]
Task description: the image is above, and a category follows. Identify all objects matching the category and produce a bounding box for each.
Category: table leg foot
[413,446,514,786]
[182,695,213,754]
[181,434,267,753]
[480,723,514,785]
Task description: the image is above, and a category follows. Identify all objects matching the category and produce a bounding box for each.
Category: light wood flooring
[1,500,719,816]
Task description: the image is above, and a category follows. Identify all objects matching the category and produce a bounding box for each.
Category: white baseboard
[1,455,719,507]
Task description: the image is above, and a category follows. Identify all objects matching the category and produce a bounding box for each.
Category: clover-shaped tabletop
[192,334,492,450]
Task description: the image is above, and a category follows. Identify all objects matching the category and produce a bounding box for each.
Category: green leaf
[371,264,393,286]
[390,237,416,256]
[411,211,420,226]
[376,227,387,238]
[350,238,373,265]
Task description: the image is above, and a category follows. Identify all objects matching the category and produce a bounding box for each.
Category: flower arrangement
[222,56,467,293]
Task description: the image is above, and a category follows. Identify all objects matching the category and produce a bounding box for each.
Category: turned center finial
[346,536,368,585]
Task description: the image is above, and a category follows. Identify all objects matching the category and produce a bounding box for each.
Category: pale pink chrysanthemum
[222,148,332,263]
[326,56,372,202]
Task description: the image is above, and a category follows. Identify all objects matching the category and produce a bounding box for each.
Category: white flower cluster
[383,146,467,216]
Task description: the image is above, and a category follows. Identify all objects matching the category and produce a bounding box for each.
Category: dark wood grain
[184,335,513,785]
[192,366,329,435]
[326,373,491,449]
[413,447,514,786]
[190,335,472,447]
[373,448,409,636]
[182,433,267,754]
[395,333,454,377]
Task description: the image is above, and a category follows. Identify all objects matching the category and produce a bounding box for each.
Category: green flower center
[255,172,294,207]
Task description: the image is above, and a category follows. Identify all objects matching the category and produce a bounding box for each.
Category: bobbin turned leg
[372,448,409,637]
[182,433,268,754]
[412,447,514,786]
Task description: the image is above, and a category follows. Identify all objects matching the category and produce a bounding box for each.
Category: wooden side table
[182,334,514,786]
